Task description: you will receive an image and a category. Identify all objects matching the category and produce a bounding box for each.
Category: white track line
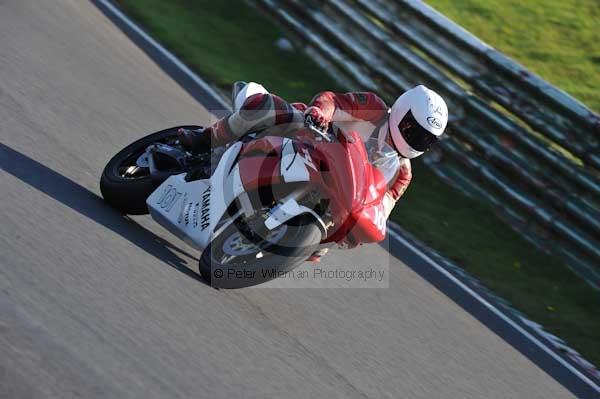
[96,0,231,111]
[97,0,599,392]
[387,225,600,393]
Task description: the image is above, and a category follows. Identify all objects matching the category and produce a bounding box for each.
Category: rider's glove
[304,106,330,131]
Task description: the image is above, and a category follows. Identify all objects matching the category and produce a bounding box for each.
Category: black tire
[100,125,202,214]
[199,215,322,289]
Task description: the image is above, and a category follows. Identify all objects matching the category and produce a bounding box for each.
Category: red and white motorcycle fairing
[146,128,399,254]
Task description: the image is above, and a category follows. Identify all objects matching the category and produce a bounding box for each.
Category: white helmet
[388,85,448,159]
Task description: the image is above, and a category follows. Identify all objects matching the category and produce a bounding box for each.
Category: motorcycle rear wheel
[100,126,201,214]
[199,215,321,288]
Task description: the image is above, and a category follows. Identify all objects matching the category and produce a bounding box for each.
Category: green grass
[425,0,600,112]
[114,0,600,366]
[113,0,343,102]
[394,163,600,364]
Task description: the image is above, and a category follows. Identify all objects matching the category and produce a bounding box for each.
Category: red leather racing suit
[209,91,412,216]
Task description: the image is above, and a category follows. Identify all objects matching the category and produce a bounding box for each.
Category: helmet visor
[398,111,439,152]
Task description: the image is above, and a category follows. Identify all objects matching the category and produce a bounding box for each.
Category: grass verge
[114,0,600,366]
[425,0,600,113]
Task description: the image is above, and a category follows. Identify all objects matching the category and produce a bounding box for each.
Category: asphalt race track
[0,1,575,398]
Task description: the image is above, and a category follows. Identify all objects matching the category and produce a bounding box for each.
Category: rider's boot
[231,81,248,108]
[177,127,211,154]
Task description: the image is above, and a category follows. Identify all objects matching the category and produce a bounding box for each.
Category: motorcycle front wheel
[199,214,321,289]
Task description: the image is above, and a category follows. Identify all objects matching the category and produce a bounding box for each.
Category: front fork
[261,186,328,238]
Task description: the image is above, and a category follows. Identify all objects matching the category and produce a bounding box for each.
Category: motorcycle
[100,111,400,288]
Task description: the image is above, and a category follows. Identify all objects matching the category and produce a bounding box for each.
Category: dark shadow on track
[0,143,208,285]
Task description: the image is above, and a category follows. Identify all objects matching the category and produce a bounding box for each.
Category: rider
[179,82,448,261]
